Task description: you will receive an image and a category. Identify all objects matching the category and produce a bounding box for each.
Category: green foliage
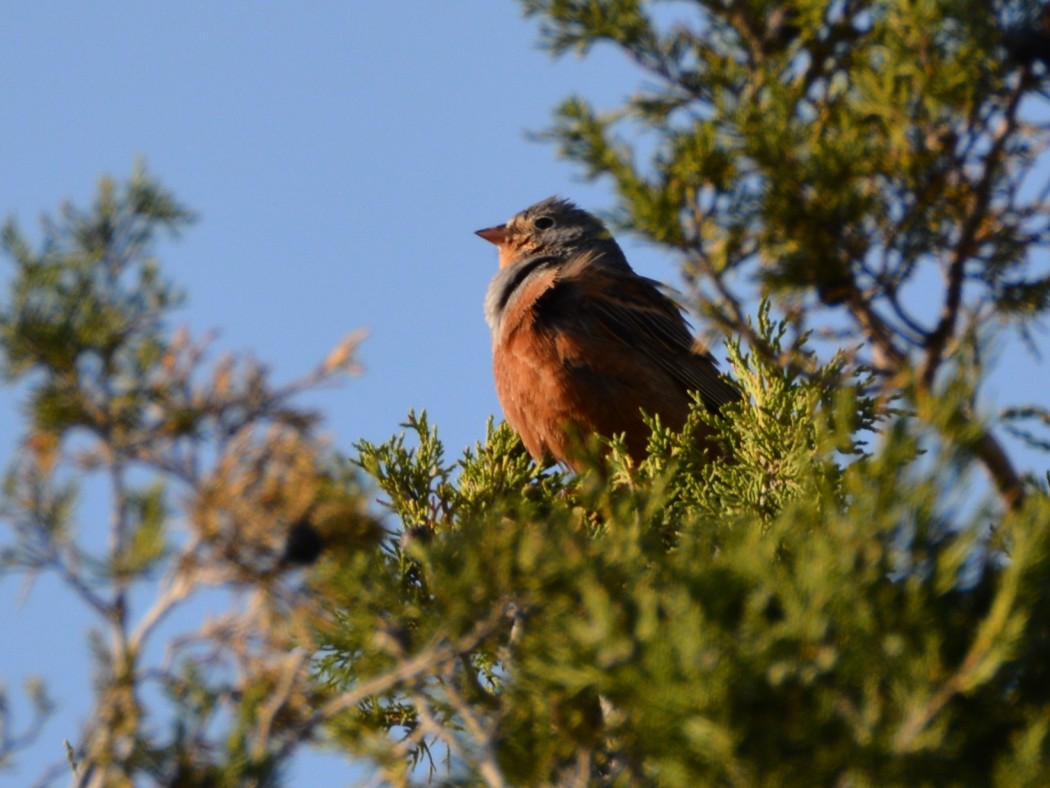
[311,313,1050,783]
[526,0,1049,395]
[1,163,189,386]
[300,0,1050,783]
[110,481,168,579]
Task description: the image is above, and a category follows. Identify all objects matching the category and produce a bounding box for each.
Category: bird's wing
[551,253,740,411]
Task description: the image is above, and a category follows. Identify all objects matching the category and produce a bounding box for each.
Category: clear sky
[1,3,1046,786]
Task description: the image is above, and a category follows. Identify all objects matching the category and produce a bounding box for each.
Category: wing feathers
[542,251,740,411]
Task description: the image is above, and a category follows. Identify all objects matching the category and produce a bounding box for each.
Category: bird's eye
[533,216,556,230]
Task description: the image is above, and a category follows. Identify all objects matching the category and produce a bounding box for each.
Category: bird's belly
[493,326,689,467]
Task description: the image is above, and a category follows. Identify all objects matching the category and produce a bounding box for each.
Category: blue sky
[2,3,1047,786]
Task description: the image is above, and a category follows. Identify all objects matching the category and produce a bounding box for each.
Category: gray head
[478,197,633,338]
[475,196,630,270]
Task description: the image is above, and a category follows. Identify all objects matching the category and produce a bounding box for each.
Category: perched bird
[477,196,738,470]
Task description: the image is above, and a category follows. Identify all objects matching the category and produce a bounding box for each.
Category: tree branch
[273,603,511,763]
[921,71,1030,391]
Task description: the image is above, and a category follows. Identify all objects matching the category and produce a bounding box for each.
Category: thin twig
[254,649,312,759]
[128,540,200,652]
[440,669,506,788]
[273,604,510,764]
[921,71,1030,390]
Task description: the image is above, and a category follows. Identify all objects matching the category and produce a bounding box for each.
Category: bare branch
[971,429,1026,511]
[128,541,201,653]
[921,70,1031,390]
[440,669,505,788]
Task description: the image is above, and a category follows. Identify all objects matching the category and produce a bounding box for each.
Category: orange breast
[492,272,698,468]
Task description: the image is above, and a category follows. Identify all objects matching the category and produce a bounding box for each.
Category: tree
[323,0,1050,782]
[3,0,1050,786]
[522,0,1050,511]
[0,167,377,785]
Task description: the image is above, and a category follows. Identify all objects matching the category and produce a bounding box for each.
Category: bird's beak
[475,224,509,245]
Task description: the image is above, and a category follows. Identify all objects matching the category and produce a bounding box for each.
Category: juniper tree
[3,0,1050,786]
[519,0,1050,511]
[312,0,1050,783]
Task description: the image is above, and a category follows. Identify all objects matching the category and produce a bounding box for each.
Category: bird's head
[476,196,627,269]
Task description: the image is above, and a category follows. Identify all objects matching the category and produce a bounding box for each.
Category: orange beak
[475,224,510,245]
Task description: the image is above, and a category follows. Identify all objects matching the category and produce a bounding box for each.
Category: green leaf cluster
[310,307,1050,783]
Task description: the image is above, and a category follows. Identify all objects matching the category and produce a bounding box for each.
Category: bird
[476,196,739,470]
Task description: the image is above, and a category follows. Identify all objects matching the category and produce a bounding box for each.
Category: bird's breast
[484,256,561,341]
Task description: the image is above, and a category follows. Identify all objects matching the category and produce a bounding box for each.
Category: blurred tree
[0,167,378,786]
[4,0,1050,785]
